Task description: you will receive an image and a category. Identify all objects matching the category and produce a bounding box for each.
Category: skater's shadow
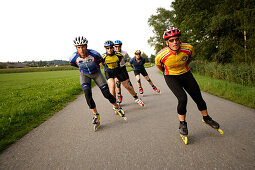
[96,119,127,132]
[142,93,160,97]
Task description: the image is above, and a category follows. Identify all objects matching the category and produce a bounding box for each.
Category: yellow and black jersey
[102,52,123,71]
[155,43,194,75]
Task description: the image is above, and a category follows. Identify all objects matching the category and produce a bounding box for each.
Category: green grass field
[0,70,83,152]
[194,74,255,109]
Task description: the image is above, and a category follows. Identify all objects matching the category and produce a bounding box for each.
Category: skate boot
[179,121,188,145]
[139,87,144,96]
[179,121,188,135]
[135,97,145,107]
[114,106,127,121]
[92,114,100,132]
[118,94,123,104]
[202,115,224,135]
[153,86,160,94]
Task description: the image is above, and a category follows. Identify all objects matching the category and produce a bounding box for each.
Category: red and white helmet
[163,27,181,40]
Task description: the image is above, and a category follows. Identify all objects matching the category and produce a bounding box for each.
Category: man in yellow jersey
[114,40,133,104]
[155,27,221,137]
[102,41,144,107]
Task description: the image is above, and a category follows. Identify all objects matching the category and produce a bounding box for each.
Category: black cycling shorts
[134,68,148,76]
[120,65,129,80]
[105,68,128,82]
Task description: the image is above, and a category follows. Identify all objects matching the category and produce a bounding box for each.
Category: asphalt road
[0,66,255,170]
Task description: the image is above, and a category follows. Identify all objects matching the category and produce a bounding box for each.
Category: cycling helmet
[163,27,181,40]
[73,36,88,46]
[104,40,114,47]
[135,50,141,54]
[114,40,122,45]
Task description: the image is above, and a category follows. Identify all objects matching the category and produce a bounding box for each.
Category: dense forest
[148,0,255,64]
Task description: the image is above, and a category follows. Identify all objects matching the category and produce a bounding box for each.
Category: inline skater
[102,40,144,107]
[114,40,133,105]
[129,50,160,96]
[69,36,126,131]
[155,27,223,144]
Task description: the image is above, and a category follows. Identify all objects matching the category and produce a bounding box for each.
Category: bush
[189,60,255,87]
[0,63,7,69]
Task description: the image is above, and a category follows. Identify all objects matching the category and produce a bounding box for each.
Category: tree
[141,52,149,62]
[0,63,7,69]
[148,8,173,53]
[148,0,255,64]
[148,54,156,64]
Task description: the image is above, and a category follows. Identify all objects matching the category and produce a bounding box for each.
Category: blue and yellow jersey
[69,49,102,74]
[102,52,123,71]
[155,43,194,75]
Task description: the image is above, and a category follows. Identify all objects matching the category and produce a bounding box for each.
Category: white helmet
[73,36,88,46]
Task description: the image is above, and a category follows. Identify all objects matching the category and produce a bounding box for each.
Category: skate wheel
[93,123,100,132]
[114,110,118,115]
[180,134,188,145]
[123,117,127,121]
[139,103,145,107]
[217,128,224,135]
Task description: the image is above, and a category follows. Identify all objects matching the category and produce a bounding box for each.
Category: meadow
[0,70,83,151]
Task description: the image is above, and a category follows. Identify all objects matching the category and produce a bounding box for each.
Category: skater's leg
[136,74,142,88]
[164,75,188,116]
[144,74,160,93]
[115,78,123,103]
[80,74,97,111]
[200,110,208,116]
[107,78,116,98]
[115,77,121,94]
[144,75,154,86]
[182,71,207,112]
[91,108,98,115]
[178,114,186,122]
[122,79,137,97]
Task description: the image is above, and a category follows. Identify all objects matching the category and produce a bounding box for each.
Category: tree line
[0,60,69,69]
[148,0,255,64]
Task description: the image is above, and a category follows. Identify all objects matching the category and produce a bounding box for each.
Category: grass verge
[0,70,84,152]
[193,73,255,109]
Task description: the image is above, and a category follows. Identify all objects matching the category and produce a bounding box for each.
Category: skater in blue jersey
[69,36,126,131]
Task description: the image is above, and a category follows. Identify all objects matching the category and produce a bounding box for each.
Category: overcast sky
[0,0,172,62]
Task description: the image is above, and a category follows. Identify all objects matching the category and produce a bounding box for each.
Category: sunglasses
[115,46,121,48]
[168,37,180,43]
[106,46,114,50]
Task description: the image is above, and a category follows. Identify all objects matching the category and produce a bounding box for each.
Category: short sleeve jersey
[119,50,130,67]
[102,51,123,71]
[155,43,194,75]
[69,49,102,74]
[129,56,146,71]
